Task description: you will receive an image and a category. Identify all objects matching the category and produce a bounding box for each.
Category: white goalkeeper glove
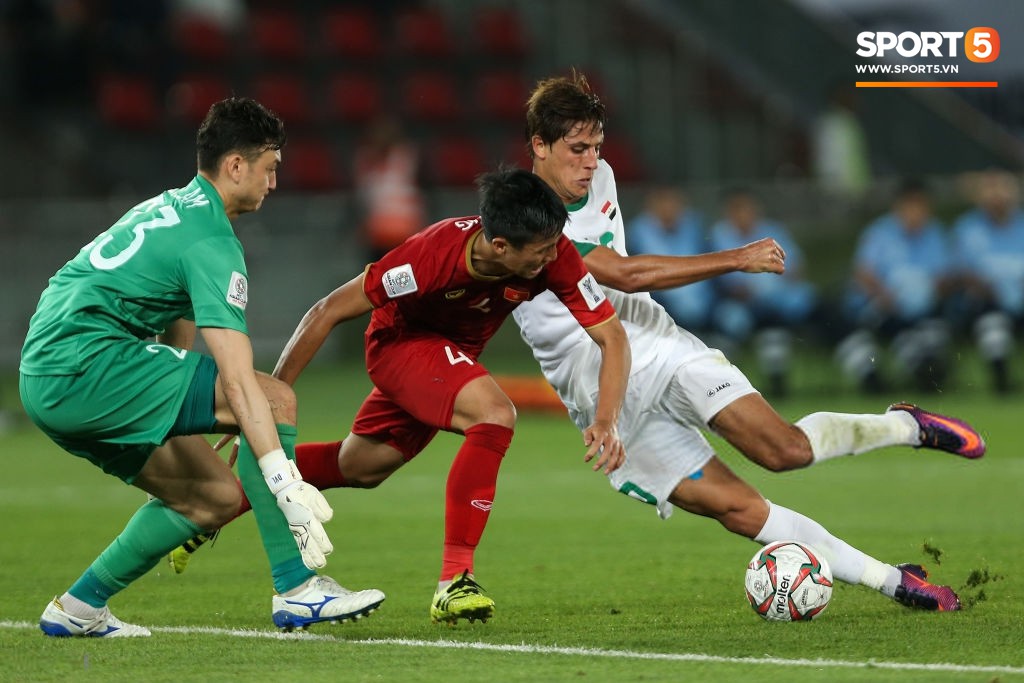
[259,449,334,569]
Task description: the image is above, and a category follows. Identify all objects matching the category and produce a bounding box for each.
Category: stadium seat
[400,71,461,123]
[502,136,533,170]
[278,138,342,192]
[471,7,529,61]
[248,8,306,62]
[167,74,233,125]
[327,72,384,124]
[394,7,454,59]
[96,74,160,130]
[598,138,646,183]
[322,6,383,60]
[172,15,233,64]
[475,70,528,121]
[427,135,486,187]
[251,75,313,125]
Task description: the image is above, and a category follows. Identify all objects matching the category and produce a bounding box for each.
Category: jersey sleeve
[362,232,435,308]
[545,235,617,328]
[180,236,249,333]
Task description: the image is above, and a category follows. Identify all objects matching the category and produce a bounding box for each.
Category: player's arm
[155,318,196,350]
[273,272,373,386]
[201,326,282,456]
[581,238,785,293]
[203,325,335,569]
[581,316,630,474]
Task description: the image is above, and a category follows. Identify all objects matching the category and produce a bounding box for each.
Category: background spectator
[353,116,426,263]
[626,186,715,333]
[812,83,872,203]
[837,179,954,392]
[709,188,819,397]
[951,169,1024,393]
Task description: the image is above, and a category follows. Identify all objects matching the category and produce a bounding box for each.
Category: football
[745,540,833,621]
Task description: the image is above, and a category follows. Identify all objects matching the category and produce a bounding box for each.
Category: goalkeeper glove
[259,449,334,569]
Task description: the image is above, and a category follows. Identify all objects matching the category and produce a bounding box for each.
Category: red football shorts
[352,333,490,460]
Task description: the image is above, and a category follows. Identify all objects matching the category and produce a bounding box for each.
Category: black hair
[196,97,287,173]
[895,177,929,200]
[476,167,569,248]
[525,69,606,158]
[720,185,758,204]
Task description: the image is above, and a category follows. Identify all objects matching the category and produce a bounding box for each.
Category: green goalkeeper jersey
[20,175,249,375]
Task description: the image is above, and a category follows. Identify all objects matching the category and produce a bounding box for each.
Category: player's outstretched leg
[272,575,385,631]
[430,570,495,626]
[893,564,961,611]
[886,403,986,459]
[753,501,963,611]
[670,460,963,613]
[39,597,151,638]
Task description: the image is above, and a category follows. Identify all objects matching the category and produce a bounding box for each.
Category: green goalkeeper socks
[237,424,315,594]
[69,425,316,606]
[70,498,205,607]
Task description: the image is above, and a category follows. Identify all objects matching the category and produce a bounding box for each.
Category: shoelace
[448,580,482,597]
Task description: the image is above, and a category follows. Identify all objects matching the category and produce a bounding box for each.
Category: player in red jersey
[175,167,630,625]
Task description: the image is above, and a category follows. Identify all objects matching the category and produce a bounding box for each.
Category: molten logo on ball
[745,541,833,622]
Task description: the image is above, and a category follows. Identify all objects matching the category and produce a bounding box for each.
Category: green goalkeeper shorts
[20,339,218,483]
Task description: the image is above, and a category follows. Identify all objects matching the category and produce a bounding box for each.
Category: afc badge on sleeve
[226,271,248,310]
[382,263,418,298]
[577,272,606,310]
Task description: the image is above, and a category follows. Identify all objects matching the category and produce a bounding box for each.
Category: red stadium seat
[322,7,383,60]
[598,138,646,183]
[427,136,486,187]
[394,7,454,59]
[327,72,384,124]
[475,70,528,121]
[251,75,313,125]
[471,7,529,60]
[172,15,233,64]
[96,74,160,130]
[279,138,342,191]
[400,71,461,123]
[502,135,533,170]
[248,8,305,62]
[167,74,233,125]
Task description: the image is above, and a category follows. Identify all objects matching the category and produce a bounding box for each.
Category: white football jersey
[514,160,707,411]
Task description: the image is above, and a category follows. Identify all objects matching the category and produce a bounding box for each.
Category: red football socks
[441,423,514,581]
[295,441,347,489]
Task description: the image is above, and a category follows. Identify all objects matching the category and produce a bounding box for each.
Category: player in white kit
[513,72,985,612]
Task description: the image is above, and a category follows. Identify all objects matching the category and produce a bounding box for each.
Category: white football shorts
[570,348,758,519]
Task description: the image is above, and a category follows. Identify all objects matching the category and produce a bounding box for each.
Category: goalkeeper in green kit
[19,97,383,637]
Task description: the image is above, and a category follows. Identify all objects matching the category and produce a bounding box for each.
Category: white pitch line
[3,620,1023,676]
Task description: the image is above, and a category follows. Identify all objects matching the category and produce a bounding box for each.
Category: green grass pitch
[1,356,1022,682]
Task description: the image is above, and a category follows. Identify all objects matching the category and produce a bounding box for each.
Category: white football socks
[796,411,919,464]
[754,501,900,596]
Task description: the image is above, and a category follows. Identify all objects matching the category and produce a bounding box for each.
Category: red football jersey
[362,216,615,358]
